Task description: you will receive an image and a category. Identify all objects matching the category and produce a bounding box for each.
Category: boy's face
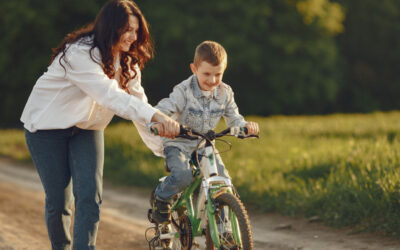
[190,61,226,92]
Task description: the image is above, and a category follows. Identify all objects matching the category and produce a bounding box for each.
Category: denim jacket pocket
[208,109,224,128]
[184,107,203,130]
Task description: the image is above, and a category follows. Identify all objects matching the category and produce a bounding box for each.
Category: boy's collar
[191,75,219,99]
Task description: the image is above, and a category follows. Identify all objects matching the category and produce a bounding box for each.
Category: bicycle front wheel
[206,192,254,250]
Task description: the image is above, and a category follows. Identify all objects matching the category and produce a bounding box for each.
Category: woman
[20,0,179,249]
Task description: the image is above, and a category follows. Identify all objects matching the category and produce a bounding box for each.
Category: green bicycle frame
[170,176,202,237]
[170,174,242,248]
[167,135,244,248]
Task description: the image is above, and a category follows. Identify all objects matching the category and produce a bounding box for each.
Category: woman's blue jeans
[25,127,104,250]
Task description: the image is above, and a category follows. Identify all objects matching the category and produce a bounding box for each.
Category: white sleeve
[127,66,164,157]
[127,66,147,102]
[64,44,156,124]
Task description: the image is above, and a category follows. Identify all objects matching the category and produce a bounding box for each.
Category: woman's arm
[127,73,180,138]
[65,44,179,137]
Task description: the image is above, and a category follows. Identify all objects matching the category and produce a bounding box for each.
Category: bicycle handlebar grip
[230,126,259,138]
[150,124,159,135]
[230,127,248,136]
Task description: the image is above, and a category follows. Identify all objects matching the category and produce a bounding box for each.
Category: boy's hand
[245,121,259,135]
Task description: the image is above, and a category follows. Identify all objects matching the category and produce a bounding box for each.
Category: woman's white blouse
[20,39,157,132]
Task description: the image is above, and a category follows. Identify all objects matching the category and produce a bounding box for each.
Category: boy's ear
[190,63,197,75]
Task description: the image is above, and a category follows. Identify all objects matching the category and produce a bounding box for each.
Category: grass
[0,129,31,162]
[1,111,400,236]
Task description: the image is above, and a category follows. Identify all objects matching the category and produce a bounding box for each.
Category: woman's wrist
[151,110,166,123]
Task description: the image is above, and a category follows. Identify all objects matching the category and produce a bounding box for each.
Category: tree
[140,0,345,115]
[336,0,400,112]
[1,0,349,127]
[0,0,102,127]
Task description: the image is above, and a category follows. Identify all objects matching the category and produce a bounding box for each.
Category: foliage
[335,0,400,112]
[139,0,344,116]
[0,0,102,127]
[0,0,346,127]
[2,112,400,236]
[0,129,31,162]
[296,0,345,35]
[1,0,399,126]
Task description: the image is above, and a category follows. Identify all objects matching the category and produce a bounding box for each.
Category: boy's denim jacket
[156,75,247,154]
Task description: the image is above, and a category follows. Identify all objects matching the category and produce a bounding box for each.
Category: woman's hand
[151,111,180,138]
[245,121,259,135]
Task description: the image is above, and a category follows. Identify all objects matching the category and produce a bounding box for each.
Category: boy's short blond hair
[193,41,227,67]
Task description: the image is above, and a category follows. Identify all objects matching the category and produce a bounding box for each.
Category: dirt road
[0,159,399,250]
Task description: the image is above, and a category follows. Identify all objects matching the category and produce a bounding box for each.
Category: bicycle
[146,126,258,250]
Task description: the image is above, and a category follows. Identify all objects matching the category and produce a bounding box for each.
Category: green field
[1,111,400,236]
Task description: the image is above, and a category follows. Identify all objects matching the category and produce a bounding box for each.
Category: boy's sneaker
[152,198,171,224]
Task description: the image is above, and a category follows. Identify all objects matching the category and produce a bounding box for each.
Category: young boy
[151,40,259,224]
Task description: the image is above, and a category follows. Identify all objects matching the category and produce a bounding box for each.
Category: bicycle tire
[205,192,254,250]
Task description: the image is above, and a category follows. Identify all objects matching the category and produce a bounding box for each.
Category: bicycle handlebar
[177,125,259,141]
[150,124,259,140]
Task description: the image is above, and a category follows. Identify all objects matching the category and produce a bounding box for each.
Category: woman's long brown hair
[50,0,154,92]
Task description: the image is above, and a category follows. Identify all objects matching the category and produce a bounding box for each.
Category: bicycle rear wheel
[206,192,253,250]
